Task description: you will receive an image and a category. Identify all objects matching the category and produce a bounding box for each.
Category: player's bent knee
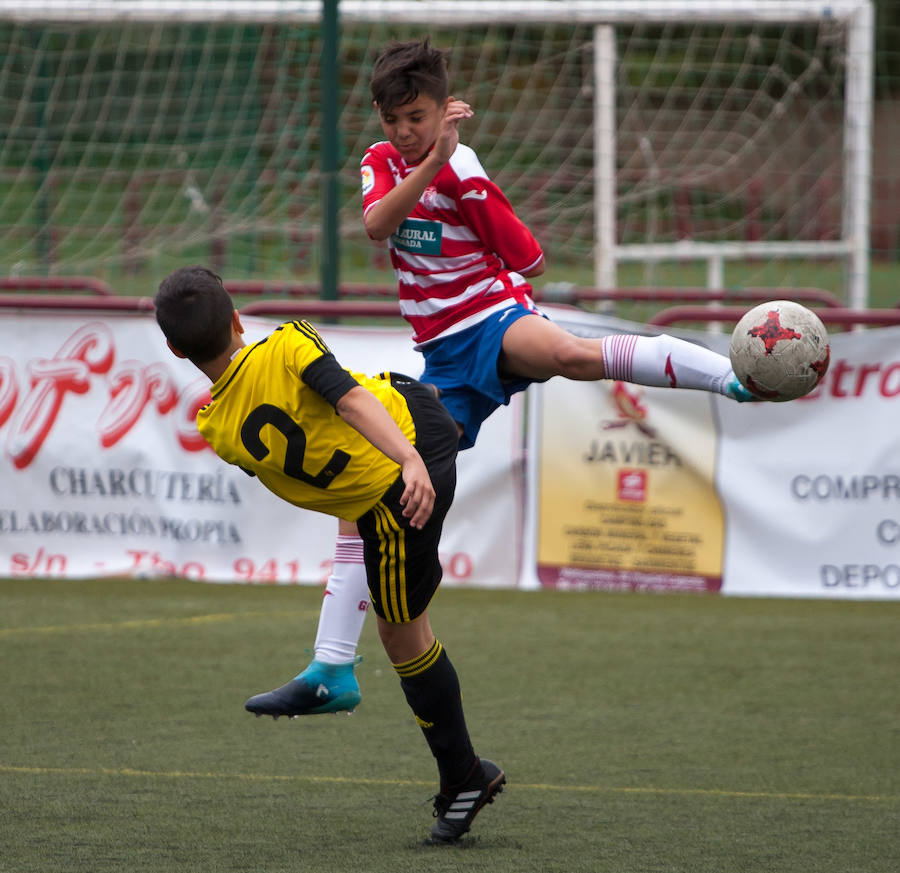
[553,337,603,379]
[376,612,433,664]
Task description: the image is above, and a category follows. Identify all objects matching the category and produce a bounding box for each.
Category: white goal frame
[2,0,875,307]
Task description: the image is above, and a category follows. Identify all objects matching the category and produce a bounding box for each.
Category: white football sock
[601,333,733,395]
[313,535,370,664]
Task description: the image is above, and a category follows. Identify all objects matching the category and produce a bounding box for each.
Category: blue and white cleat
[245,658,362,718]
[724,373,759,403]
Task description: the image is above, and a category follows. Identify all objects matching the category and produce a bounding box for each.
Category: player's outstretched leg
[245,532,369,718]
[499,315,759,402]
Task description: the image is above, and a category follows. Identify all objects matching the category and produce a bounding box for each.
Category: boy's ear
[232,309,245,335]
[166,339,187,359]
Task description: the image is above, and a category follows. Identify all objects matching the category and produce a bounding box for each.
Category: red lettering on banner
[175,381,213,452]
[802,357,900,401]
[125,549,207,579]
[440,551,473,580]
[0,357,18,429]
[98,361,178,448]
[233,556,304,583]
[880,362,900,397]
[10,547,68,576]
[7,323,115,469]
[0,323,214,467]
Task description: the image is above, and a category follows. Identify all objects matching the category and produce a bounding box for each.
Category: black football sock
[393,639,477,789]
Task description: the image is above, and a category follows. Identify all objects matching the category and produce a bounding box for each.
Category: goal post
[0,1,875,307]
[583,1,874,311]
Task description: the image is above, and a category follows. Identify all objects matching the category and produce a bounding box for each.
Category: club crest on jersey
[421,185,438,210]
[360,164,375,196]
[391,218,442,255]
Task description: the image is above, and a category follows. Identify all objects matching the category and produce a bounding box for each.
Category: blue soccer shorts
[419,303,548,449]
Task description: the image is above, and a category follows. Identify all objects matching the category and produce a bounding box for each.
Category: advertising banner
[715,324,900,600]
[529,307,900,600]
[5,305,898,600]
[533,376,725,593]
[0,311,524,588]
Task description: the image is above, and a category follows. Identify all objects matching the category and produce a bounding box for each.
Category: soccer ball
[729,300,831,401]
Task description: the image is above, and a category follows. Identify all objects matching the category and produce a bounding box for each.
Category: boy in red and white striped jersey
[360,38,753,448]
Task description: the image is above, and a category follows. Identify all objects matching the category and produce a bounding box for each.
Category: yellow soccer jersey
[196,320,416,522]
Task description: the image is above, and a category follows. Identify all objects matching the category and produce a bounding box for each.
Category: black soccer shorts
[356,374,459,623]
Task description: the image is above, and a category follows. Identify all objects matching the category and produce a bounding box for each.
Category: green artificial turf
[2,577,897,873]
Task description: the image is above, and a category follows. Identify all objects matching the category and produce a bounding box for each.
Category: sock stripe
[333,535,364,564]
[600,334,637,381]
[393,639,443,678]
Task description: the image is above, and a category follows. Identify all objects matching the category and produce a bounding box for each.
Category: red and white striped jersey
[361,140,544,346]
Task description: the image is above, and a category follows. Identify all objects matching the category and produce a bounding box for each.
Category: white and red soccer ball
[729,300,831,401]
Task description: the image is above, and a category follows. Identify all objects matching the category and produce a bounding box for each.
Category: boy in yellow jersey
[153,265,504,844]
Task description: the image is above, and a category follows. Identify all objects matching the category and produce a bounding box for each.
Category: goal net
[0,1,875,305]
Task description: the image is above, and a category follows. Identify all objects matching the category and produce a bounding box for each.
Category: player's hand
[432,97,474,164]
[398,453,436,529]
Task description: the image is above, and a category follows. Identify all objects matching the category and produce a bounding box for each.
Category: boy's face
[377,93,446,165]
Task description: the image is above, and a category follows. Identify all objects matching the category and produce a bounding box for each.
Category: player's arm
[364,154,442,241]
[458,178,545,277]
[364,98,473,241]
[302,352,435,528]
[335,386,435,529]
[518,256,546,279]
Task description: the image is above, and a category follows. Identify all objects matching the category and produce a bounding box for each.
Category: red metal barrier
[224,281,843,310]
[240,299,401,319]
[0,294,401,321]
[2,280,882,331]
[535,286,843,308]
[0,276,114,296]
[225,280,395,298]
[0,294,154,312]
[2,276,844,311]
[648,305,900,329]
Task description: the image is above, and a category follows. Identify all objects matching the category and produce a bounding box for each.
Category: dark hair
[154,266,234,364]
[370,38,450,114]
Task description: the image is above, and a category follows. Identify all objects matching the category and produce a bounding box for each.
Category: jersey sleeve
[456,177,544,274]
[301,353,360,408]
[281,320,332,376]
[360,144,397,229]
[280,319,360,408]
